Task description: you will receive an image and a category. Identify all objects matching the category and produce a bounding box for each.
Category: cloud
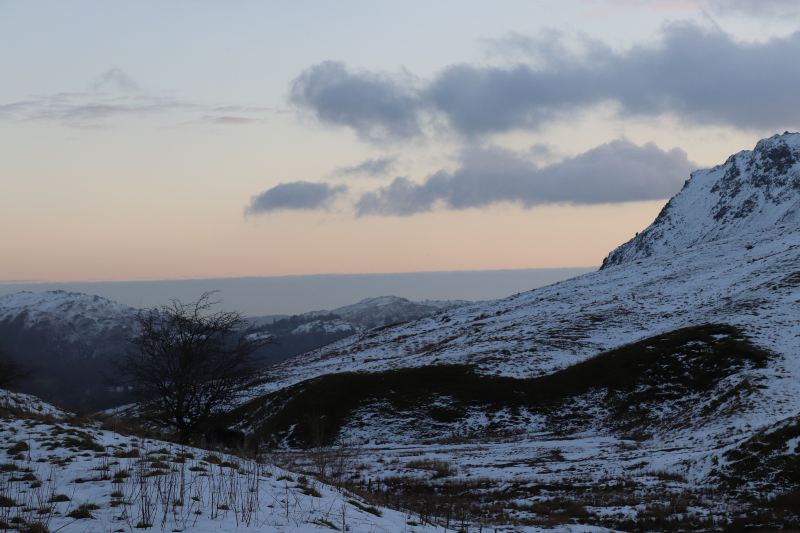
[245,181,347,215]
[289,61,421,142]
[0,95,193,128]
[430,24,800,134]
[334,156,397,178]
[527,143,559,163]
[0,70,272,128]
[291,25,800,139]
[355,140,694,216]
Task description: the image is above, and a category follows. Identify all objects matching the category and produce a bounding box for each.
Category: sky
[2,0,799,283]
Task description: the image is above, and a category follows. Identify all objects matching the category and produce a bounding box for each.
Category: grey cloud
[334,156,397,178]
[425,62,598,135]
[355,140,694,216]
[246,181,347,215]
[534,140,694,204]
[430,24,800,134]
[292,25,800,138]
[289,61,421,142]
[528,143,557,160]
[606,25,800,130]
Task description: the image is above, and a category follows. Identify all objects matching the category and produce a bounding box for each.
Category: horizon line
[0,265,599,285]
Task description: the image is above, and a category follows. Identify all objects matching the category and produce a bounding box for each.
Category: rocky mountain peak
[603,132,800,268]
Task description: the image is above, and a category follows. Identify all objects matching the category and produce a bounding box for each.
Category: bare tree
[121,292,267,443]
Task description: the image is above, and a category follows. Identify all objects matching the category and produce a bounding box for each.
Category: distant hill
[0,290,138,411]
[246,296,469,365]
[0,290,467,410]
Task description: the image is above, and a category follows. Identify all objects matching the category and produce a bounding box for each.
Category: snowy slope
[247,228,799,403]
[246,296,468,366]
[251,296,468,333]
[223,133,800,528]
[604,131,800,267]
[246,133,800,402]
[290,320,355,335]
[0,393,448,533]
[319,296,468,330]
[0,388,70,419]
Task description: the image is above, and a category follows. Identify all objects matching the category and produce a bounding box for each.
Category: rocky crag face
[604,131,800,267]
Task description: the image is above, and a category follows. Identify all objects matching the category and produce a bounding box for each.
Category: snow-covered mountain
[0,290,136,344]
[246,296,468,364]
[0,290,138,410]
[312,296,468,330]
[222,133,800,529]
[603,131,800,267]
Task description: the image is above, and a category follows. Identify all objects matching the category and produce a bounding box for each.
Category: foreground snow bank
[0,389,69,419]
[0,413,444,532]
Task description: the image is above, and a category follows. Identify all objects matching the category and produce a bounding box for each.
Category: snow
[0,389,70,419]
[245,221,800,492]
[246,227,800,404]
[230,132,800,526]
[0,290,135,325]
[308,296,468,330]
[244,331,275,342]
[291,320,355,335]
[0,407,447,532]
[244,135,800,420]
[604,131,800,267]
[0,290,136,344]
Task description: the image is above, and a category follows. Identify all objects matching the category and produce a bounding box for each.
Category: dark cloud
[291,25,800,139]
[246,181,347,215]
[334,156,397,178]
[424,62,598,135]
[527,143,558,162]
[430,24,800,134]
[355,140,694,216]
[288,61,421,142]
